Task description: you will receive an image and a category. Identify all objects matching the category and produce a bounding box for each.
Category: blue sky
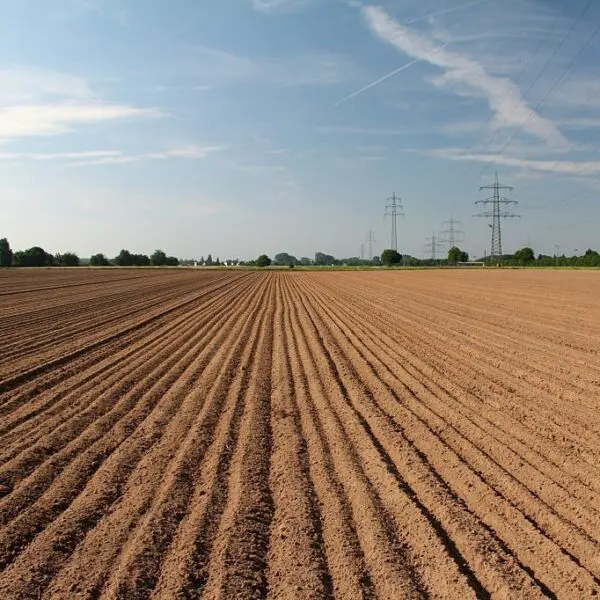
[2,0,600,260]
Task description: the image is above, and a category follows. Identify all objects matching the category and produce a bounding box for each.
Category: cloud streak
[430,147,600,176]
[0,103,162,141]
[0,145,226,166]
[68,145,227,166]
[362,6,569,149]
[0,150,120,161]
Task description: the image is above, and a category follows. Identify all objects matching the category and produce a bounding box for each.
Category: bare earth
[1,268,599,599]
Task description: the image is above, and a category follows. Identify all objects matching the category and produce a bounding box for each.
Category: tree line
[249,247,600,268]
[498,247,600,267]
[2,237,599,269]
[0,239,181,267]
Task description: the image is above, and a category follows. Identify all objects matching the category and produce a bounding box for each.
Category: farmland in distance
[1,268,600,599]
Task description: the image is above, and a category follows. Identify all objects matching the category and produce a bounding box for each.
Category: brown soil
[1,268,599,599]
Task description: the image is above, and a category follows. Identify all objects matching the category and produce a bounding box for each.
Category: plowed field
[1,268,599,599]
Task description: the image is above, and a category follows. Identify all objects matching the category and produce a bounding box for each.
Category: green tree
[381,249,402,266]
[90,253,110,266]
[448,246,468,265]
[314,252,335,266]
[151,249,167,266]
[0,238,13,267]
[513,247,535,265]
[13,246,50,267]
[115,249,134,266]
[256,254,272,267]
[55,252,80,266]
[132,254,150,266]
[165,256,179,266]
[274,252,298,266]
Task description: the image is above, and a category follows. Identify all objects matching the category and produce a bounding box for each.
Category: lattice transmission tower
[474,172,519,262]
[365,230,376,261]
[384,193,404,252]
[424,232,444,261]
[440,218,465,251]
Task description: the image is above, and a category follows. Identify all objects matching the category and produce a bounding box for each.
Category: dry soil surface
[1,268,599,599]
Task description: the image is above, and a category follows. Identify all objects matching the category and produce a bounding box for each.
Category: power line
[440,1,594,208]
[480,0,600,177]
[437,4,570,207]
[474,171,520,261]
[468,5,568,164]
[384,193,404,252]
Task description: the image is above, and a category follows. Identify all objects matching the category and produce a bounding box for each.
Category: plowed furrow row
[45,275,272,599]
[264,276,333,599]
[0,274,265,598]
[324,277,600,494]
[0,273,248,392]
[0,273,254,450]
[0,275,261,517]
[309,279,600,534]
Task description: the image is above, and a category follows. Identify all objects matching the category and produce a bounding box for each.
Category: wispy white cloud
[362,6,569,149]
[0,150,120,161]
[429,147,600,176]
[0,68,92,104]
[0,145,226,166]
[0,103,162,141]
[68,145,227,166]
[0,68,164,144]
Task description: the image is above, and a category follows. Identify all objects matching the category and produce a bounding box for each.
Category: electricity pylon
[424,232,444,261]
[474,171,519,262]
[384,193,404,252]
[365,230,376,261]
[440,218,465,251]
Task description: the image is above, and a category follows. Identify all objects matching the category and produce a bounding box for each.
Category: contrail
[406,0,489,25]
[334,43,450,107]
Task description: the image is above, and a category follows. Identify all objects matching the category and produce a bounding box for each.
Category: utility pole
[360,242,365,261]
[474,171,519,263]
[554,244,560,268]
[384,192,404,252]
[366,230,376,261]
[440,218,465,251]
[424,232,444,261]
